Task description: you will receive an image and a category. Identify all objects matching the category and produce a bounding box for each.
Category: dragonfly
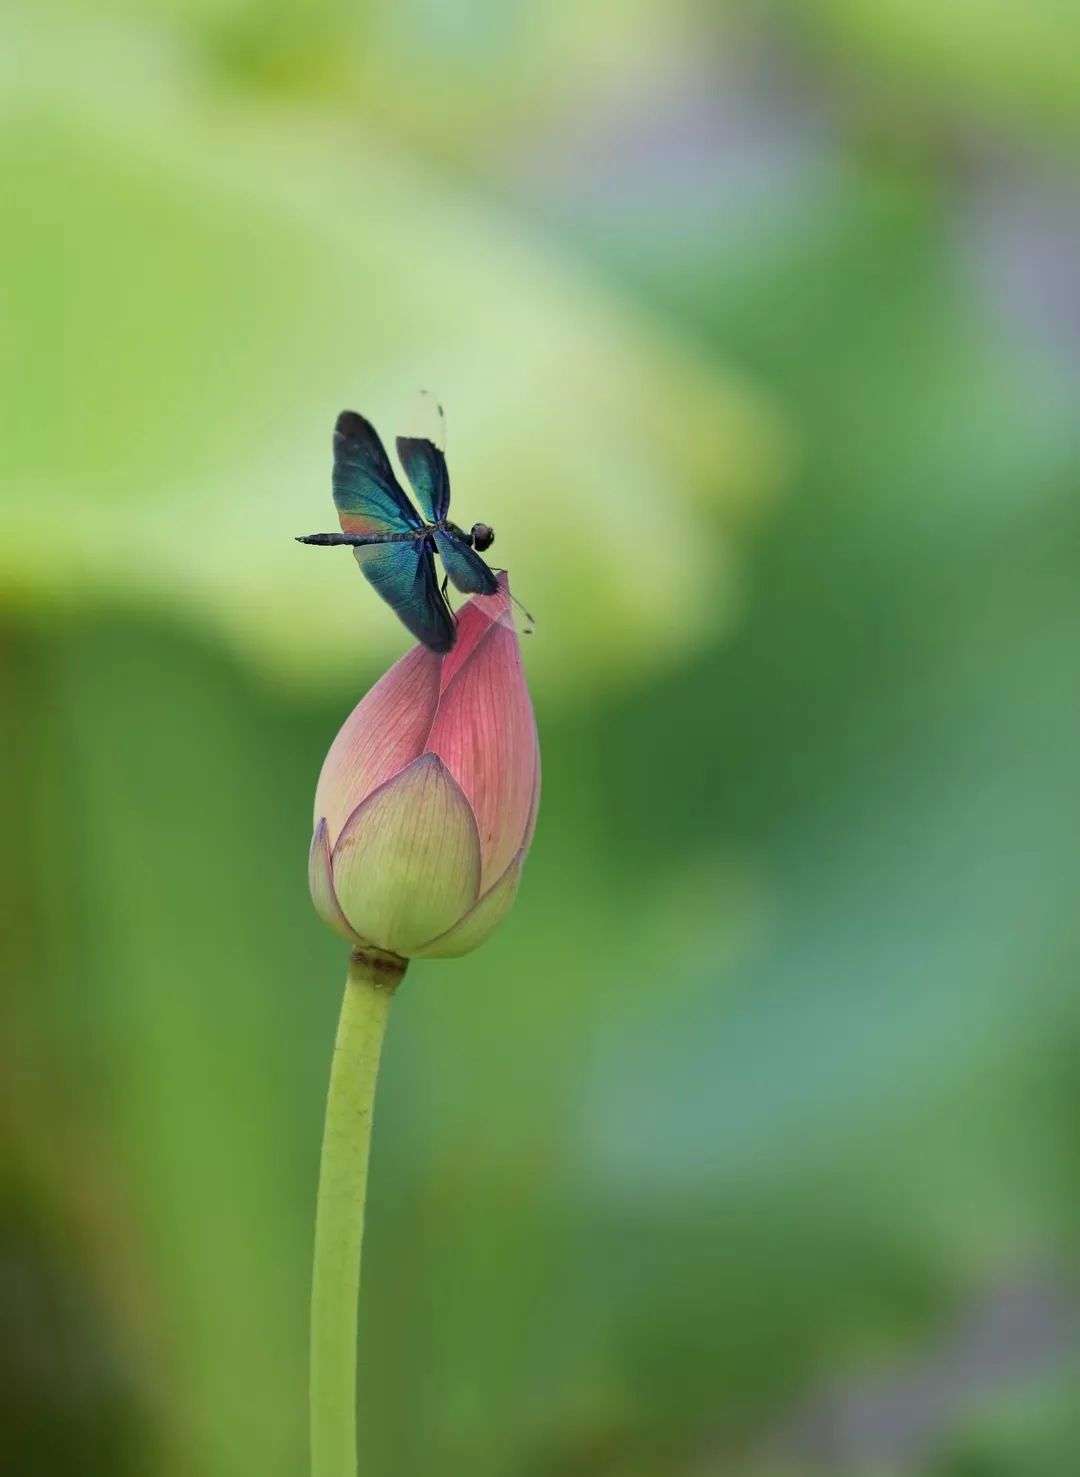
[297,406,503,653]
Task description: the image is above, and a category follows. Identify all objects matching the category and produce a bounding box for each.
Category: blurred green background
[5,3,1080,1474]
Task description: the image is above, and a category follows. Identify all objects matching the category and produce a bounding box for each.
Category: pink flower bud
[309,576,539,959]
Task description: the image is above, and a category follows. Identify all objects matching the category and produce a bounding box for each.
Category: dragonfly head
[470,522,495,552]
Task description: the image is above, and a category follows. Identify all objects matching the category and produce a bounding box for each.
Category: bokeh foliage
[5,4,1080,1475]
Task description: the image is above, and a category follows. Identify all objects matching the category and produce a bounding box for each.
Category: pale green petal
[331,755,481,956]
[308,818,363,946]
[412,852,524,959]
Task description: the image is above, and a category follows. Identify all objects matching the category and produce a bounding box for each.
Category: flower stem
[310,949,405,1477]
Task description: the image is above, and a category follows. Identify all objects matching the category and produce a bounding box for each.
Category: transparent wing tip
[401,388,446,451]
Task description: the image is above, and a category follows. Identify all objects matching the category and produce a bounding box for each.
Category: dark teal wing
[353,539,456,653]
[433,528,499,596]
[396,436,450,524]
[333,411,424,537]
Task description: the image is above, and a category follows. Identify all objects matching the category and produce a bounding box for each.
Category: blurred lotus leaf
[807,0,1080,133]
[2,17,785,694]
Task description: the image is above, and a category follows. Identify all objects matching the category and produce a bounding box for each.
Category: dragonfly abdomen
[295,531,420,547]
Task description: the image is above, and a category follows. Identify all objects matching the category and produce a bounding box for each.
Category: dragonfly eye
[471,523,495,552]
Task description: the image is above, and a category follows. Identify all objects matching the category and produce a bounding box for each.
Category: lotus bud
[309,576,539,961]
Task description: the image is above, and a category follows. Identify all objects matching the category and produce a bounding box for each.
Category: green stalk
[310,948,406,1477]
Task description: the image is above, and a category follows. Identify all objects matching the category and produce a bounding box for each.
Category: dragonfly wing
[333,411,423,536]
[433,528,499,596]
[353,539,456,653]
[396,437,451,524]
[397,390,447,454]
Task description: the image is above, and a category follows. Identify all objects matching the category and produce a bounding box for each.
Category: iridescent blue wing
[433,528,499,596]
[396,437,450,524]
[353,539,456,653]
[333,411,423,536]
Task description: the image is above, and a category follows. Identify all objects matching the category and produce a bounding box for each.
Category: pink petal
[521,732,541,855]
[308,817,363,946]
[436,574,514,695]
[330,754,482,956]
[315,643,441,847]
[424,585,538,892]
